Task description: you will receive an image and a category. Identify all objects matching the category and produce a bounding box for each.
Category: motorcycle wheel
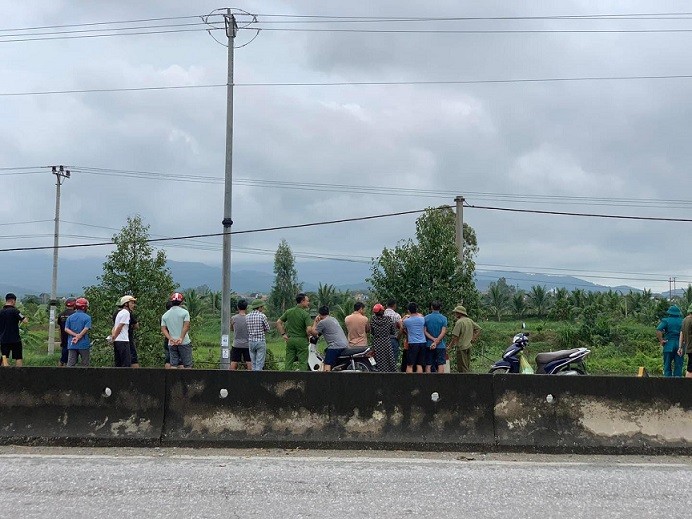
[489,367,511,374]
[346,361,374,372]
[556,368,586,375]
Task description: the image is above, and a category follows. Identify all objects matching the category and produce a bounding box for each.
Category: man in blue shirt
[424,301,448,373]
[65,298,92,367]
[402,302,426,373]
[656,305,684,377]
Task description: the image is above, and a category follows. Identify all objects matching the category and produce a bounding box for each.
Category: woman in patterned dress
[369,303,396,372]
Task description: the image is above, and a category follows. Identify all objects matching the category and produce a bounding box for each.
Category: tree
[528,285,552,317]
[183,289,204,319]
[484,279,512,322]
[205,290,222,314]
[315,283,339,309]
[84,215,177,366]
[512,291,528,318]
[369,206,479,317]
[268,239,302,316]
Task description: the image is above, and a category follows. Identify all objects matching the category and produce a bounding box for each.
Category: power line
[0,21,211,39]
[9,72,692,97]
[248,12,692,21]
[247,26,692,34]
[465,203,692,222]
[0,15,218,32]
[0,26,221,43]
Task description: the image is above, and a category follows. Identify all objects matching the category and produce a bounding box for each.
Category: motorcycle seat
[339,347,368,357]
[535,349,583,364]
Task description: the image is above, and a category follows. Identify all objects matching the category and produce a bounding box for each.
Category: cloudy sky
[1,0,691,293]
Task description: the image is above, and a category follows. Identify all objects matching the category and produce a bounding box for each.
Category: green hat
[666,305,682,317]
[453,305,468,316]
[250,299,266,310]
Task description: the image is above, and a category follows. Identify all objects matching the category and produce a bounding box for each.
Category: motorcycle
[307,335,378,372]
[489,332,590,375]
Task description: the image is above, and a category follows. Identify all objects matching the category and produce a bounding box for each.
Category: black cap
[5,293,17,301]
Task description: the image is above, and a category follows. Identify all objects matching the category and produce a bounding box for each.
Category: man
[57,297,76,367]
[161,292,193,369]
[276,293,312,371]
[64,297,92,367]
[680,304,692,379]
[112,296,140,368]
[310,306,348,371]
[424,301,448,374]
[384,299,402,363]
[230,299,251,371]
[246,299,270,371]
[657,305,683,377]
[111,295,136,367]
[447,304,481,374]
[0,293,28,367]
[345,301,370,347]
[402,302,426,373]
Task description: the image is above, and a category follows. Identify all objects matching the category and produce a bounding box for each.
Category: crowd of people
[1,290,691,377]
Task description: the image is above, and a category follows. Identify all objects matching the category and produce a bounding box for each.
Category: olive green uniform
[279,306,312,371]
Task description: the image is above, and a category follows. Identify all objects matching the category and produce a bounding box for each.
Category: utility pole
[220,9,237,369]
[454,196,465,265]
[48,165,70,355]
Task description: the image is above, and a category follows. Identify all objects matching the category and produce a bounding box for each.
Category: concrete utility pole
[454,196,465,265]
[48,165,70,355]
[220,9,237,369]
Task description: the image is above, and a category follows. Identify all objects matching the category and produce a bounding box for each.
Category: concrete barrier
[162,370,496,450]
[0,368,166,446]
[493,374,692,453]
[0,368,689,453]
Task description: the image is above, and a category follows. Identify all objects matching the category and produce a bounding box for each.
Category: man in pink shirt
[345,302,370,347]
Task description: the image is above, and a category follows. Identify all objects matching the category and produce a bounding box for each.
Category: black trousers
[113,341,132,367]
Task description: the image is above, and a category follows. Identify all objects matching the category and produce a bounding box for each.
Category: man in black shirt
[57,297,76,367]
[0,293,28,367]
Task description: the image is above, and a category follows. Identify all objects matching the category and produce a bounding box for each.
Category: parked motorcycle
[307,335,377,372]
[489,332,590,375]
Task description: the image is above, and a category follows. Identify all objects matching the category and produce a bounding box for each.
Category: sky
[1,0,691,293]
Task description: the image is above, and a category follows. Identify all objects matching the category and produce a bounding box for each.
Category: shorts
[425,347,446,366]
[170,343,193,368]
[324,348,346,367]
[406,343,426,367]
[231,347,251,363]
[688,353,692,373]
[1,342,23,360]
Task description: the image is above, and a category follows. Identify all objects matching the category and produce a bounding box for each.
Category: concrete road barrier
[493,374,692,453]
[0,368,166,446]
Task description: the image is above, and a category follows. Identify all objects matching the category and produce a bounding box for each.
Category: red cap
[372,303,385,313]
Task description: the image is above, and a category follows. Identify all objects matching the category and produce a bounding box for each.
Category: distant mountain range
[0,252,661,298]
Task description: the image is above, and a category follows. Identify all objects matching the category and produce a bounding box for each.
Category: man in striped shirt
[246,299,270,371]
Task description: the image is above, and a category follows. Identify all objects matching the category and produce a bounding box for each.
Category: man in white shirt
[112,295,136,367]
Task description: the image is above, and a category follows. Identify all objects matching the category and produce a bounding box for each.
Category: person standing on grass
[111,295,136,368]
[246,299,270,371]
[57,297,76,367]
[447,305,481,373]
[345,301,370,347]
[310,306,348,372]
[384,299,402,365]
[402,302,426,373]
[64,297,92,367]
[424,301,448,374]
[370,303,396,372]
[161,292,193,369]
[230,299,251,370]
[276,293,312,371]
[680,304,692,379]
[0,293,28,367]
[657,305,684,377]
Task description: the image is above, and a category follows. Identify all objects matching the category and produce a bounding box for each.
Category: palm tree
[315,283,339,310]
[528,285,552,317]
[183,289,204,319]
[486,283,511,322]
[205,291,222,314]
[512,291,528,318]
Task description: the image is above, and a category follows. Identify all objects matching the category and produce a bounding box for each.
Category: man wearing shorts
[310,306,348,371]
[230,299,251,370]
[424,301,448,373]
[0,293,28,367]
[161,292,193,368]
[402,302,426,373]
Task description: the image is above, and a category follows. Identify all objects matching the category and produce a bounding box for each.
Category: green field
[16,316,665,375]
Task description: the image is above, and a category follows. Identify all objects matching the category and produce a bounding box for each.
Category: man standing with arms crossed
[0,293,28,367]
[276,293,312,371]
[447,304,481,373]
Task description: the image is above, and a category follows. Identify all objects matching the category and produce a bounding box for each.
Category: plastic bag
[519,354,534,374]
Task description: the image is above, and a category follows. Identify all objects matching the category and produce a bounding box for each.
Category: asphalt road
[1,448,690,518]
